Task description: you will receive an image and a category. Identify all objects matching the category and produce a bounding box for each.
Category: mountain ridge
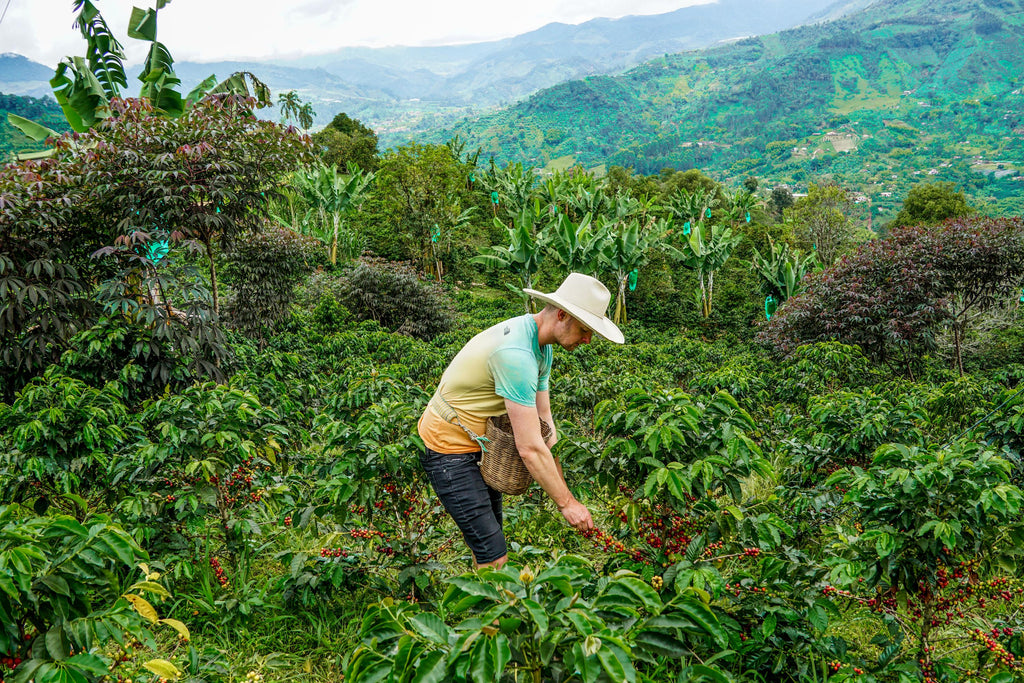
[0,0,866,132]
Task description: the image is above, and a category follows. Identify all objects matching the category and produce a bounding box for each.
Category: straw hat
[523,273,625,344]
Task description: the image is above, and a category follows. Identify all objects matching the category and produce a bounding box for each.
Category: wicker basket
[480,414,552,495]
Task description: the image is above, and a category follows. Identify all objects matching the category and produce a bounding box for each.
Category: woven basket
[480,414,552,495]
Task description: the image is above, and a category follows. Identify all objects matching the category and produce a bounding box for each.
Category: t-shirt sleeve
[489,347,540,406]
[537,345,553,392]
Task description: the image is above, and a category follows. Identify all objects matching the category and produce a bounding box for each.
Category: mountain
[427,0,1024,218]
[0,0,866,135]
[0,54,55,97]
[277,0,871,108]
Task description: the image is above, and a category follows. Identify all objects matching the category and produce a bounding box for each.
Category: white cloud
[0,0,714,66]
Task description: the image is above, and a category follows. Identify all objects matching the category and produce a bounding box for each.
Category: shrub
[223,225,324,341]
[339,259,457,340]
[760,217,1024,377]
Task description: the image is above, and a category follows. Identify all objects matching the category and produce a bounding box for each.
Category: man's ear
[556,308,568,321]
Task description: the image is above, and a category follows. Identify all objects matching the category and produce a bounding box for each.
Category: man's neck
[533,309,556,347]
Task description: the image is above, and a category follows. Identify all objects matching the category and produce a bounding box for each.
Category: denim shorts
[419,447,506,564]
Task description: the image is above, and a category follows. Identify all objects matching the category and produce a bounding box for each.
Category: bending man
[417,273,624,569]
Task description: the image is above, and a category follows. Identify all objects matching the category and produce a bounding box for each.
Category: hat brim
[523,289,625,344]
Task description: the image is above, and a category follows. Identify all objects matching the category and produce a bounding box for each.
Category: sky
[0,0,714,67]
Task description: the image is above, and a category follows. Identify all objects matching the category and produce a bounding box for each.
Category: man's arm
[536,390,558,450]
[504,399,592,531]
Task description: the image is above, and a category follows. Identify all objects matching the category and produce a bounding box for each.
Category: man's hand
[559,498,594,532]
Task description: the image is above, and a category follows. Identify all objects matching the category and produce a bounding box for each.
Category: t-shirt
[418,314,553,453]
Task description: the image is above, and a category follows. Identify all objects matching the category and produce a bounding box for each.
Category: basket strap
[428,392,490,453]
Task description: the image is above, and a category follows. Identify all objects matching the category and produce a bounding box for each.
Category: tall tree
[311,112,379,171]
[373,141,474,276]
[889,182,973,229]
[473,201,548,311]
[599,216,664,325]
[785,183,856,265]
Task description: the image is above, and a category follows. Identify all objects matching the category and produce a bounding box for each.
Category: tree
[373,142,475,277]
[889,182,973,229]
[0,95,311,396]
[547,213,605,277]
[277,90,315,130]
[310,112,379,171]
[599,217,663,324]
[785,183,856,265]
[223,226,323,343]
[666,187,719,227]
[483,161,536,219]
[768,185,794,220]
[930,217,1024,374]
[292,161,374,266]
[9,0,271,141]
[473,201,548,312]
[750,236,818,309]
[762,216,1024,375]
[669,221,743,319]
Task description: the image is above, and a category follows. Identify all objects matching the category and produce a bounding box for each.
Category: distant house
[928,169,940,175]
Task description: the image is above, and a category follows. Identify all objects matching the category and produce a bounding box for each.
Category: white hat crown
[523,273,625,344]
[553,273,612,319]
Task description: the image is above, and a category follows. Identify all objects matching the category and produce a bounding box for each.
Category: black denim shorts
[419,447,506,564]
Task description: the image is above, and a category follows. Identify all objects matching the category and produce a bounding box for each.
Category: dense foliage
[2,30,1024,682]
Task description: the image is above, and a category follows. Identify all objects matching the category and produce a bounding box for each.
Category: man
[418,273,624,569]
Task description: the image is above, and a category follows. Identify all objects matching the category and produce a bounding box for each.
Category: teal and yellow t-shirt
[419,314,553,453]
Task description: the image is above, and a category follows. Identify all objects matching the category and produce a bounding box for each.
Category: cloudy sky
[0,0,713,67]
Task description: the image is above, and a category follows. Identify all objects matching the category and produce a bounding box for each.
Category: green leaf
[808,603,829,633]
[66,654,108,676]
[45,627,69,661]
[671,599,728,648]
[6,113,57,143]
[522,598,549,636]
[127,7,158,41]
[410,650,446,683]
[633,630,688,658]
[572,643,601,683]
[761,612,777,638]
[469,636,495,683]
[409,613,449,645]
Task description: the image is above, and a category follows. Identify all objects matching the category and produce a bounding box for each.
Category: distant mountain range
[427,0,1024,218]
[0,0,866,133]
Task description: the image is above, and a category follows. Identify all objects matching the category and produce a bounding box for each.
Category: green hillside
[425,0,1024,220]
[0,92,68,160]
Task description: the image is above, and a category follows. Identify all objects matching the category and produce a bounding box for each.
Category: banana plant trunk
[614,272,628,325]
[330,213,340,266]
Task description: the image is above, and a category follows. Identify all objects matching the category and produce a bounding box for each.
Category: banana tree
[484,162,536,219]
[669,221,742,319]
[751,236,818,306]
[598,216,663,325]
[722,189,759,227]
[9,0,272,143]
[546,212,606,277]
[427,202,477,283]
[540,172,571,218]
[667,187,719,230]
[473,200,548,312]
[292,162,374,265]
